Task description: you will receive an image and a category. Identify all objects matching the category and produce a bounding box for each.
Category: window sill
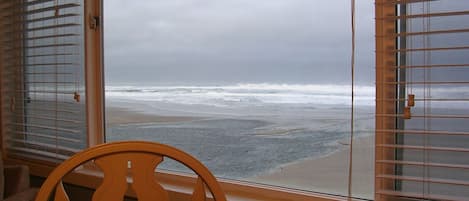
[6,157,349,201]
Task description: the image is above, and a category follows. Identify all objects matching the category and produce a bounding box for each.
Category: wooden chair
[34,141,227,201]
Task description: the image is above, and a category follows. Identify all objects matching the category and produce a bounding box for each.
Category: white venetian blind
[376,0,469,200]
[0,0,86,162]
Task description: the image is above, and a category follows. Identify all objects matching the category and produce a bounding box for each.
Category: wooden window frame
[375,1,397,201]
[84,0,105,147]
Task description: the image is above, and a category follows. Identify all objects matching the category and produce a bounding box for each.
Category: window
[0,0,104,162]
[375,0,469,200]
[104,0,375,199]
[3,0,468,201]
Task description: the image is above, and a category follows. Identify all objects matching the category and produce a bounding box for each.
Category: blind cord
[424,0,432,197]
[54,0,60,160]
[347,0,356,200]
[409,4,413,95]
[421,1,428,198]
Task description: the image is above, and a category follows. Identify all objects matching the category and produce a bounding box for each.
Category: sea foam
[106,83,375,107]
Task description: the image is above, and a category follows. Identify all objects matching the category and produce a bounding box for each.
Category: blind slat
[8,139,81,154]
[25,81,78,84]
[380,81,469,85]
[376,114,469,119]
[377,10,469,20]
[376,129,469,136]
[377,190,467,201]
[392,64,469,69]
[14,114,82,124]
[377,160,469,170]
[0,0,57,14]
[1,3,80,17]
[377,174,469,186]
[394,46,469,52]
[0,72,74,77]
[24,72,74,75]
[13,131,82,143]
[7,62,79,67]
[1,13,80,27]
[2,33,80,43]
[376,98,469,102]
[376,0,434,5]
[2,52,76,59]
[7,147,70,161]
[24,62,78,66]
[376,28,469,37]
[9,106,81,114]
[27,23,81,32]
[15,90,79,95]
[386,63,469,70]
[9,122,81,134]
[378,144,469,153]
[5,43,79,51]
[24,0,56,7]
[1,23,80,35]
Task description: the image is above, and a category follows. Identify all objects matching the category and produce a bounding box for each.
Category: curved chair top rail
[35,141,227,201]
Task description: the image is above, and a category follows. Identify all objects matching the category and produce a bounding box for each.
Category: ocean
[105,83,375,179]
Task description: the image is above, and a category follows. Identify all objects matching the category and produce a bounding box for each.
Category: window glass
[104,1,375,198]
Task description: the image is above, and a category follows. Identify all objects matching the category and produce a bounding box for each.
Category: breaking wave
[105,83,375,107]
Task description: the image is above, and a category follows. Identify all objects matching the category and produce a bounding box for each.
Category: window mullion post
[375,0,398,200]
[84,0,104,147]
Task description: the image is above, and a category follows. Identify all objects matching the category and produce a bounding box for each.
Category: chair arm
[4,165,30,198]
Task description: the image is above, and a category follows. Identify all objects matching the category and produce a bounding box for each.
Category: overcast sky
[104,0,375,85]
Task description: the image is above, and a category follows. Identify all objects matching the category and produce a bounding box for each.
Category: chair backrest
[35,141,227,201]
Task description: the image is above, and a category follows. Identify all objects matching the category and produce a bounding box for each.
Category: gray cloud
[104,0,375,85]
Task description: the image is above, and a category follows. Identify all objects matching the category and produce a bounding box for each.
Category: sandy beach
[251,136,374,198]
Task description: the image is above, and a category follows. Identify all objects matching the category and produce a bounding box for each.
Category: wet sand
[252,136,374,198]
[106,107,201,125]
